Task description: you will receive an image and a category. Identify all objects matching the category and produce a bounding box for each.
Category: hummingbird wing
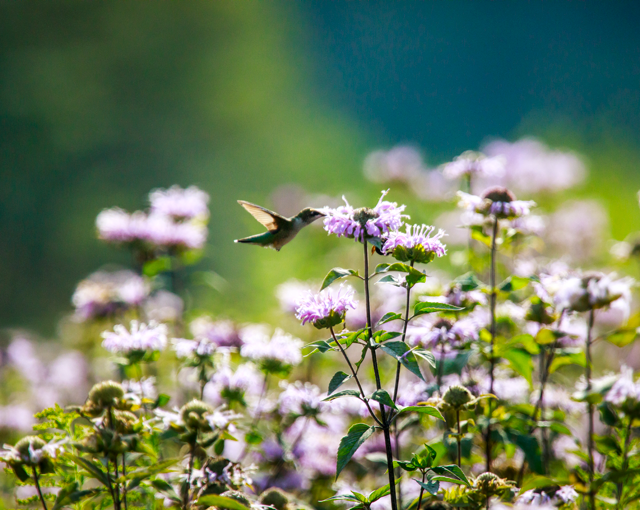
[237,200,289,231]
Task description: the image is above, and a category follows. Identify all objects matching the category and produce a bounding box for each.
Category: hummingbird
[234,200,326,251]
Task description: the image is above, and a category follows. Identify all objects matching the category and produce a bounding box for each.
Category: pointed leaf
[502,347,533,386]
[197,495,250,510]
[378,312,403,325]
[414,477,440,495]
[380,341,425,381]
[336,423,376,478]
[328,371,352,395]
[436,465,470,486]
[323,389,361,401]
[321,268,360,290]
[414,302,464,317]
[70,455,110,487]
[368,485,391,503]
[370,389,397,410]
[398,405,444,421]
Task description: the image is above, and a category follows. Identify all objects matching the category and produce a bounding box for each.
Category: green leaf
[413,348,436,369]
[12,464,29,482]
[354,345,369,372]
[373,330,402,343]
[70,455,110,487]
[414,477,440,495]
[470,226,492,247]
[368,485,391,503]
[498,276,529,293]
[436,464,470,486]
[321,268,360,290]
[378,312,403,325]
[328,371,352,395]
[413,301,464,317]
[323,389,361,401]
[370,389,397,410]
[305,339,333,354]
[606,328,639,347]
[197,495,250,510]
[502,348,533,385]
[398,405,444,421]
[454,272,482,291]
[151,479,181,503]
[155,393,171,408]
[518,475,557,494]
[548,351,586,373]
[336,424,376,478]
[52,483,98,510]
[380,341,425,381]
[377,274,406,287]
[375,262,427,286]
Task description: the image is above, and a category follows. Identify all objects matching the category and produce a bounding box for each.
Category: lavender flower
[101,320,168,355]
[143,212,208,250]
[276,279,316,314]
[605,366,640,415]
[408,317,479,350]
[278,381,327,416]
[204,363,261,406]
[483,138,586,195]
[295,284,358,329]
[382,224,447,263]
[95,208,138,243]
[363,146,426,183]
[553,272,633,315]
[172,336,217,358]
[72,270,149,320]
[240,328,303,372]
[143,290,184,322]
[190,317,242,348]
[443,150,505,180]
[457,187,535,219]
[149,185,209,219]
[322,190,408,242]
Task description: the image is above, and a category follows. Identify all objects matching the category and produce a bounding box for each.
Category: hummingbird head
[296,208,326,225]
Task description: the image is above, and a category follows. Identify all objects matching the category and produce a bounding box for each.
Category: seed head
[88,381,125,409]
[180,399,213,431]
[442,385,474,409]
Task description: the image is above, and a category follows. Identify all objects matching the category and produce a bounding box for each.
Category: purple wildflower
[101,320,168,355]
[382,224,447,263]
[322,189,408,242]
[442,150,505,180]
[190,317,242,348]
[363,146,426,183]
[277,381,327,416]
[149,185,209,219]
[457,187,535,219]
[240,328,303,371]
[96,208,138,243]
[143,290,184,322]
[295,284,358,329]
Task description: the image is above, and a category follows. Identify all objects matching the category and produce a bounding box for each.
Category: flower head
[554,272,633,315]
[295,284,358,329]
[149,185,209,219]
[101,320,168,355]
[457,187,535,219]
[323,190,408,242]
[443,150,505,180]
[240,328,303,373]
[382,224,447,263]
[278,381,327,416]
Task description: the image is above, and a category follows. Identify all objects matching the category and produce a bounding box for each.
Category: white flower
[102,321,168,355]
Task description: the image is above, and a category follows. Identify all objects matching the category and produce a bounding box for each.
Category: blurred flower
[96,208,139,243]
[530,385,584,414]
[322,190,408,242]
[510,214,546,237]
[276,279,316,314]
[72,269,149,320]
[240,328,302,370]
[553,272,633,316]
[546,200,608,262]
[396,379,430,407]
[278,381,327,416]
[408,317,479,350]
[483,138,586,194]
[204,363,261,406]
[101,320,168,355]
[517,489,552,506]
[552,435,581,467]
[605,365,640,413]
[190,317,242,348]
[7,337,45,384]
[149,185,209,219]
[172,336,217,358]
[443,150,505,180]
[295,284,357,329]
[142,212,208,250]
[383,224,447,263]
[457,187,535,219]
[364,146,426,183]
[0,405,35,432]
[123,377,157,403]
[143,290,183,322]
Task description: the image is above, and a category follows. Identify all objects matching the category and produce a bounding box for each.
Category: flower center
[482,186,515,203]
[353,207,379,226]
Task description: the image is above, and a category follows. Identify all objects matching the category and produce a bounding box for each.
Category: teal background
[2,1,640,334]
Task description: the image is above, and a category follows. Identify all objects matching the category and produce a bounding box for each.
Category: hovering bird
[234,200,326,251]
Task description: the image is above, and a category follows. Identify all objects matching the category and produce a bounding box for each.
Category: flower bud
[180,399,213,431]
[442,385,474,409]
[88,381,125,409]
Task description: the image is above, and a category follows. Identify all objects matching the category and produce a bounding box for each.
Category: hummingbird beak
[312,208,326,217]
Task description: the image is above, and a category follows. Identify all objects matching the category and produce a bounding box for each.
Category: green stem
[457,408,462,468]
[392,260,415,403]
[32,466,48,510]
[485,216,499,473]
[122,454,128,510]
[364,239,397,510]
[586,309,595,510]
[616,418,633,509]
[329,326,382,427]
[416,471,426,510]
[183,441,196,510]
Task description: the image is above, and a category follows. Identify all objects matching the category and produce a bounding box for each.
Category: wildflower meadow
[3,139,640,510]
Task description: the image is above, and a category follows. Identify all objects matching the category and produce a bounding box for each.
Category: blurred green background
[2,0,640,335]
